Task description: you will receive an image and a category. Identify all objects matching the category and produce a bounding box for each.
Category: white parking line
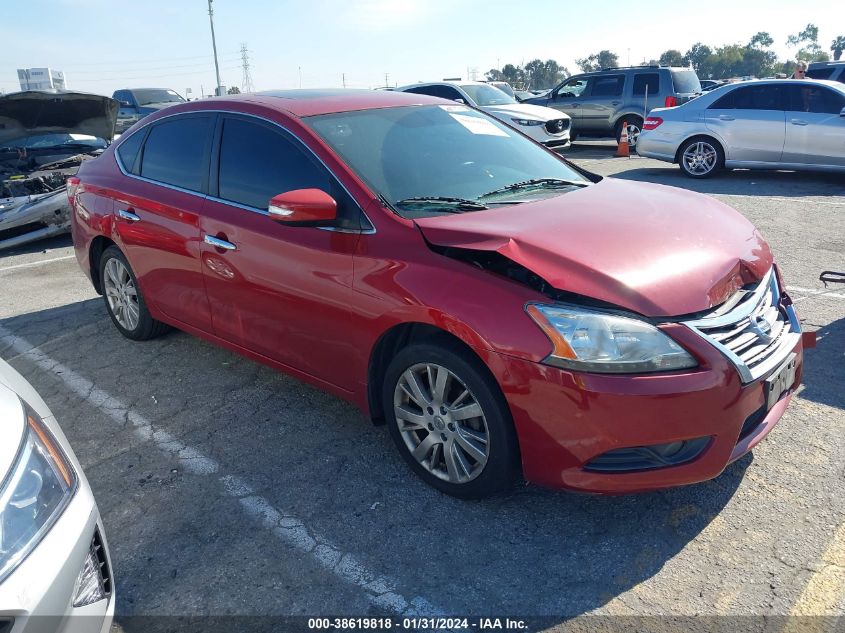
[0,255,76,273]
[788,286,845,301]
[0,324,443,616]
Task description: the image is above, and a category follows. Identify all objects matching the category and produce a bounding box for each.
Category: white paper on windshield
[449,113,510,137]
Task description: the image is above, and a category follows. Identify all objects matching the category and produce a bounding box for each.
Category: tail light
[643,117,663,131]
[664,96,678,107]
[66,176,81,205]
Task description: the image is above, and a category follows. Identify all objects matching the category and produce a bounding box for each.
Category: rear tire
[678,136,724,178]
[382,339,520,499]
[615,116,643,148]
[99,246,169,341]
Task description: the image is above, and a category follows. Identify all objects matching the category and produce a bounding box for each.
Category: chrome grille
[683,268,801,383]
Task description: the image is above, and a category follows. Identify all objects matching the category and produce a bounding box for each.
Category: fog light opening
[72,530,110,608]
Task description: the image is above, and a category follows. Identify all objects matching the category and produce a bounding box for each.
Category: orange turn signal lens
[27,412,74,487]
[526,304,578,360]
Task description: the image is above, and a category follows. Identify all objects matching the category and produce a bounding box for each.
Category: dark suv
[806,61,845,83]
[524,66,701,146]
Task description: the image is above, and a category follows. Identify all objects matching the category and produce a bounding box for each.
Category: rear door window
[632,73,660,96]
[589,75,624,97]
[140,114,213,192]
[787,85,845,113]
[711,85,785,110]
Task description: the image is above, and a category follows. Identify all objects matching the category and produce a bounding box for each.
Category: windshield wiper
[479,177,588,199]
[394,196,489,212]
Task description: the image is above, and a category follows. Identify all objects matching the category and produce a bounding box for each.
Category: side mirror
[268,189,337,225]
[119,100,133,108]
[453,98,465,104]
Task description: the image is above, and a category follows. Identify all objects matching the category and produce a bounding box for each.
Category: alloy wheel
[103,258,140,331]
[626,122,641,147]
[393,363,490,484]
[682,141,718,175]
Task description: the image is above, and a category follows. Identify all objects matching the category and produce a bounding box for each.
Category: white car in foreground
[0,357,113,632]
[397,81,571,148]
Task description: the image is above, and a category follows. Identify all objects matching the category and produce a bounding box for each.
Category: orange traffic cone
[616,121,630,158]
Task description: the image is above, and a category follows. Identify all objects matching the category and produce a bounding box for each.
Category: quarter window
[590,75,625,97]
[140,115,212,192]
[116,131,145,174]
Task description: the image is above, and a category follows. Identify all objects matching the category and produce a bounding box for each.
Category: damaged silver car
[0,91,117,251]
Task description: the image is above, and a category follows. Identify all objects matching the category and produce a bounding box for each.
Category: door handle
[718,115,735,121]
[204,234,236,251]
[790,119,809,126]
[116,209,140,222]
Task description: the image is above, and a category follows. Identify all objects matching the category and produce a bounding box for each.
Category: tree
[485,68,504,82]
[831,36,845,61]
[749,32,774,49]
[684,43,714,78]
[658,49,685,67]
[227,86,241,94]
[575,50,619,72]
[787,23,823,58]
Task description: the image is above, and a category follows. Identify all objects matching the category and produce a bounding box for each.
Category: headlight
[526,303,698,373]
[0,402,77,583]
[512,118,545,126]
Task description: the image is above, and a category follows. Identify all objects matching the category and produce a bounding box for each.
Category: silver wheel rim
[682,141,717,175]
[627,123,641,147]
[393,363,490,484]
[104,258,140,331]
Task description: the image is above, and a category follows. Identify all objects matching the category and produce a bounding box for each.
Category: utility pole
[207,0,222,95]
[342,73,346,88]
[384,72,389,88]
[299,66,302,88]
[240,43,254,93]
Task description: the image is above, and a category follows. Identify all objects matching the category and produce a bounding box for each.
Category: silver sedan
[0,356,114,632]
[637,79,845,177]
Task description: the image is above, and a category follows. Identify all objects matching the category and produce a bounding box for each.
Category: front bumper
[0,476,114,633]
[487,325,803,493]
[0,191,71,252]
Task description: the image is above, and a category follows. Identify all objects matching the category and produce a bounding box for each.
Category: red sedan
[69,90,804,498]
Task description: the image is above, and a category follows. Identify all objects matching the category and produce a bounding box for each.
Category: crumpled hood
[483,102,570,122]
[0,90,118,145]
[415,179,773,317]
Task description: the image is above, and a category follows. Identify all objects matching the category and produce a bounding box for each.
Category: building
[17,68,66,91]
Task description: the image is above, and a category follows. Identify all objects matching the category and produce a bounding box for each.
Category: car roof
[145,89,447,118]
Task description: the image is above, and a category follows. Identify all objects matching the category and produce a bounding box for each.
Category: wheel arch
[89,236,117,294]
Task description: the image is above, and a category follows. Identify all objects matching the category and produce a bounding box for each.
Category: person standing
[792,60,808,79]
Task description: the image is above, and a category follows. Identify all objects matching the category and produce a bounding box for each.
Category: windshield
[489,82,515,98]
[459,84,516,106]
[133,89,185,106]
[305,105,589,218]
[0,133,107,151]
[670,70,702,94]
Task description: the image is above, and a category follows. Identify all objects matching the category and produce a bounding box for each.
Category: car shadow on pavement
[1,300,751,621]
[0,233,73,259]
[609,165,845,198]
[798,315,845,411]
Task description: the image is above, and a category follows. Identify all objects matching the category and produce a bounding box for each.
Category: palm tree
[833,36,845,61]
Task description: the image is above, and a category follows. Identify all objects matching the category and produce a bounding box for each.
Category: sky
[1,0,842,97]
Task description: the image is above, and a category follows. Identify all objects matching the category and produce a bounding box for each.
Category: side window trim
[112,109,375,234]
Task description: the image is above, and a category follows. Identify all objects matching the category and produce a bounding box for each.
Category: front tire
[678,137,724,178]
[100,246,169,340]
[382,340,519,499]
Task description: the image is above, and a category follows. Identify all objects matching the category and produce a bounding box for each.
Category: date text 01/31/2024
[307,617,528,630]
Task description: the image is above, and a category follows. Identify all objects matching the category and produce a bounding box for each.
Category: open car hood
[414,179,773,317]
[0,91,119,146]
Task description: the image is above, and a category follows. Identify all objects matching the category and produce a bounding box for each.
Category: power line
[58,51,244,68]
[64,56,243,75]
[68,65,241,83]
